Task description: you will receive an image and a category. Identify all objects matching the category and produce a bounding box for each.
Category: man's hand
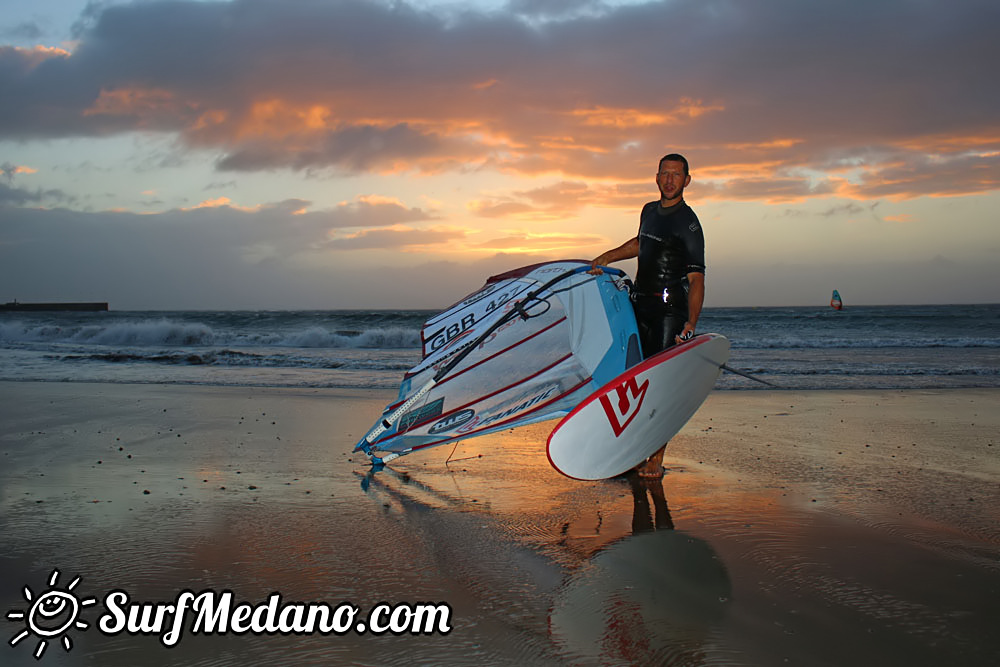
[587,239,638,275]
[675,322,696,344]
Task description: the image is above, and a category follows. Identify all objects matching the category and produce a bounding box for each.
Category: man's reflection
[628,470,675,533]
[550,471,732,665]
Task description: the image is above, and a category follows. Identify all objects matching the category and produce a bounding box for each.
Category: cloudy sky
[2,0,997,309]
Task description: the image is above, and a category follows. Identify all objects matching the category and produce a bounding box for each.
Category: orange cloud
[8,45,70,69]
[571,99,724,129]
[475,231,605,254]
[235,99,333,139]
[349,194,407,207]
[326,225,468,252]
[472,78,499,90]
[185,196,259,212]
[722,138,804,151]
[891,133,1000,154]
[4,0,998,206]
[84,87,178,118]
[695,160,794,180]
[468,180,650,220]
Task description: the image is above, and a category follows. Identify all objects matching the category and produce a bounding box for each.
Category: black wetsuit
[632,200,705,357]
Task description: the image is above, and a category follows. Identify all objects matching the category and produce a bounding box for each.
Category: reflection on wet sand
[549,474,731,665]
[629,472,676,533]
[6,385,997,665]
[362,465,733,666]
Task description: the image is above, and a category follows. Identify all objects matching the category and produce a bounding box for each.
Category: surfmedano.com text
[99,589,453,646]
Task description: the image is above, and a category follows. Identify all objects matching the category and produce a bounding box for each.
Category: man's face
[656,160,690,203]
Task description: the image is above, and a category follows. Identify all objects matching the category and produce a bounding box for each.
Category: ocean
[1,304,997,391]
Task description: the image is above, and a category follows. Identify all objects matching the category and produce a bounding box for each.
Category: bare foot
[635,445,666,478]
[636,459,664,479]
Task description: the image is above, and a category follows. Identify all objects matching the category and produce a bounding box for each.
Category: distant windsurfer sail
[353,260,641,466]
[831,289,843,310]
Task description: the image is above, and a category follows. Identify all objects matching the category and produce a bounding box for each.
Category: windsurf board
[546,333,730,480]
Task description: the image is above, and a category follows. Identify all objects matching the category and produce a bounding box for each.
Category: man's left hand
[674,323,695,344]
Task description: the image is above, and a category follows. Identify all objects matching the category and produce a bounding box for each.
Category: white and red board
[547,333,730,480]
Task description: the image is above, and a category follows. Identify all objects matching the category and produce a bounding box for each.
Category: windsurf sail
[353,260,641,466]
[831,289,843,310]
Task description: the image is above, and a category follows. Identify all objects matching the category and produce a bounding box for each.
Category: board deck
[546,333,730,480]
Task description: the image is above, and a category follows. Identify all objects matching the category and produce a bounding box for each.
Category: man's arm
[676,271,704,343]
[588,237,639,274]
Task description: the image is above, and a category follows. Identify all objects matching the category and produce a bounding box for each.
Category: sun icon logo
[7,569,97,660]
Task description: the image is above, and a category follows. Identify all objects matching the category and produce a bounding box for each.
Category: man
[589,153,705,478]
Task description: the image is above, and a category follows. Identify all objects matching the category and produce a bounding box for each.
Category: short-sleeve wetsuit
[632,199,706,357]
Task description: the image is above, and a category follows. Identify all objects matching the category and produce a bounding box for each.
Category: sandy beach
[2,381,998,666]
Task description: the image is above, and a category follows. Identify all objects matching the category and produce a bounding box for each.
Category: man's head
[658,153,689,176]
[656,153,691,204]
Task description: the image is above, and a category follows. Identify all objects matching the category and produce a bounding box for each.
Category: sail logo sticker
[428,409,475,435]
[599,376,649,437]
[456,385,559,434]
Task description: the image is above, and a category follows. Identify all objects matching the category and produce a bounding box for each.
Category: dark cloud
[319,196,439,228]
[0,181,42,207]
[1,0,998,198]
[0,171,74,207]
[506,0,610,21]
[202,179,237,191]
[699,176,836,203]
[819,202,878,219]
[0,197,450,308]
[215,123,480,173]
[845,152,1000,200]
[1,192,436,259]
[1,21,45,41]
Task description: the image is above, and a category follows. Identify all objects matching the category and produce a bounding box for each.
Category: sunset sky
[2,0,998,310]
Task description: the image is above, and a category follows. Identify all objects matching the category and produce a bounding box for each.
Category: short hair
[658,153,689,176]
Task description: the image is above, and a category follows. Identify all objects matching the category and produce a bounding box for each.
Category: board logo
[599,376,649,437]
[428,409,476,435]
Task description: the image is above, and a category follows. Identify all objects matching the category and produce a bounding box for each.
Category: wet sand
[1,381,998,666]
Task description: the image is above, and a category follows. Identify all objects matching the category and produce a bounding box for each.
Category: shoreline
[2,376,998,391]
[2,381,998,665]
